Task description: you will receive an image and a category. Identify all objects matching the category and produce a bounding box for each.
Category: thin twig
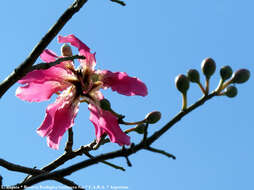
[83,151,125,171]
[146,147,176,160]
[31,55,85,72]
[110,0,126,6]
[0,0,88,99]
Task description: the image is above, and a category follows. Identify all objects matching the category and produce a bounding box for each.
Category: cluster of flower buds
[216,67,250,98]
[175,57,250,110]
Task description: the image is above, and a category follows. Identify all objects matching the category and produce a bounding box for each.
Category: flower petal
[40,49,58,63]
[89,104,130,146]
[18,66,74,85]
[37,87,79,149]
[58,34,90,54]
[100,70,148,96]
[58,34,96,70]
[16,81,69,102]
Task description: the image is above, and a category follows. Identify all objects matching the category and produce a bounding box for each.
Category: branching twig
[110,0,126,6]
[145,147,176,160]
[16,92,218,186]
[41,140,97,172]
[0,0,88,99]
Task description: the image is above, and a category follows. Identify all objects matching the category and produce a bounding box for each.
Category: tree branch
[0,159,83,189]
[0,0,88,99]
[16,92,218,186]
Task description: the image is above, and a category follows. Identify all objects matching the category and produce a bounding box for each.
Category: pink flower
[16,34,148,149]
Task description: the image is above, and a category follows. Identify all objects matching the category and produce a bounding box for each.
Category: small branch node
[122,146,132,167]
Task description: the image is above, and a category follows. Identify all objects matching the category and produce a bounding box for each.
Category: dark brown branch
[110,0,126,6]
[16,92,218,186]
[0,0,88,99]
[0,175,2,187]
[0,159,83,189]
[145,147,176,160]
[31,55,85,72]
[65,128,74,153]
[41,140,97,172]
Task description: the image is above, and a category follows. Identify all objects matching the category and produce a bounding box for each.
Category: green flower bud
[175,74,190,94]
[145,111,161,124]
[134,123,146,134]
[220,65,233,81]
[61,43,73,57]
[231,69,250,84]
[187,69,200,83]
[225,86,238,98]
[100,99,111,111]
[201,57,216,79]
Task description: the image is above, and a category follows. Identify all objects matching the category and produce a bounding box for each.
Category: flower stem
[197,81,206,95]
[220,78,233,91]
[120,119,146,126]
[205,78,210,95]
[181,92,187,111]
[215,79,224,94]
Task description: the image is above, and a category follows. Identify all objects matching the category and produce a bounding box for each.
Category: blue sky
[0,0,253,189]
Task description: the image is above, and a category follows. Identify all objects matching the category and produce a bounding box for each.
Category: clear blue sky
[0,0,253,189]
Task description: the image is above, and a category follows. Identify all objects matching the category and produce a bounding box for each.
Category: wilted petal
[16,81,69,102]
[37,88,79,149]
[100,70,148,97]
[89,104,130,146]
[40,49,58,63]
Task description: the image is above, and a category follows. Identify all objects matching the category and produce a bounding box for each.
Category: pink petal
[100,70,148,97]
[40,49,58,63]
[58,34,90,54]
[89,104,130,146]
[18,66,73,85]
[16,81,69,102]
[37,88,80,149]
[58,34,96,70]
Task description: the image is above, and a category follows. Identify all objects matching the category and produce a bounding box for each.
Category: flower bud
[100,99,111,111]
[225,86,237,98]
[61,43,73,57]
[187,69,200,83]
[201,57,216,79]
[145,111,161,124]
[175,74,190,94]
[231,69,250,84]
[220,65,233,81]
[134,123,146,134]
